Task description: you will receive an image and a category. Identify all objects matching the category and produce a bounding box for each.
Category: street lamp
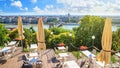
[92,35,95,47]
[50,32,53,34]
[69,33,72,37]
[69,33,72,43]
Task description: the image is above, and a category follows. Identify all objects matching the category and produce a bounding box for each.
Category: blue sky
[0,0,120,15]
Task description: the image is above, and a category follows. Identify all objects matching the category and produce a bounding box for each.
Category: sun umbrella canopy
[97,17,112,64]
[37,18,46,50]
[18,16,24,40]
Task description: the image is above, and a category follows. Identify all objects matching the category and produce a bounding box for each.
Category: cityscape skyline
[0,0,120,16]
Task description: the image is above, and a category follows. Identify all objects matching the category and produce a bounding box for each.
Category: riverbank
[4,24,120,31]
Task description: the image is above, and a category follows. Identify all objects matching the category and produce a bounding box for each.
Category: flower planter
[80,45,88,50]
[57,43,65,47]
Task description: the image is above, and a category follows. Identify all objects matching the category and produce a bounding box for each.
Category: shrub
[23,27,37,48]
[45,27,74,49]
[44,29,51,48]
[9,29,18,41]
[72,51,81,59]
[23,47,29,52]
[0,24,10,46]
[111,55,116,63]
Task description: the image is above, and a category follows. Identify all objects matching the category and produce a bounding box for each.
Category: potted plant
[57,42,65,47]
[80,45,88,50]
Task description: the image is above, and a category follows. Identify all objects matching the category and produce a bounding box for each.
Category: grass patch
[72,51,81,59]
[95,51,99,55]
[111,55,117,63]
[54,50,66,54]
[23,48,29,52]
[0,45,5,48]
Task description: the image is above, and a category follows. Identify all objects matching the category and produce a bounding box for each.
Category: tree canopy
[74,15,105,49]
[0,24,9,46]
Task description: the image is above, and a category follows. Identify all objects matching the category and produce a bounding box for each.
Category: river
[5,24,119,31]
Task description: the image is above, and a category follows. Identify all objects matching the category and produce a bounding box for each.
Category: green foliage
[111,55,117,63]
[50,32,74,48]
[45,27,74,49]
[0,24,9,46]
[50,27,72,35]
[70,17,79,23]
[29,26,36,33]
[72,51,81,59]
[9,29,18,41]
[44,28,51,48]
[112,28,120,51]
[47,18,58,23]
[23,28,37,48]
[23,47,29,52]
[74,15,105,49]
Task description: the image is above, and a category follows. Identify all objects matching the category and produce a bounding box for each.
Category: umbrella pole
[21,40,23,51]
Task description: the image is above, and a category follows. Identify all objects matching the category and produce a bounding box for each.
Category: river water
[5,24,119,31]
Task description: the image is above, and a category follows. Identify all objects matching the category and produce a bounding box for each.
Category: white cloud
[2,0,120,15]
[56,0,120,15]
[32,6,68,15]
[11,1,22,8]
[24,7,28,11]
[33,6,44,13]
[45,5,53,9]
[31,0,37,3]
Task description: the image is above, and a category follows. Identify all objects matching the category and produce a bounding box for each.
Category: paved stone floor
[0,47,120,68]
[0,47,23,68]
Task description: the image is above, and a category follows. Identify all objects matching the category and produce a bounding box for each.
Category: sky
[0,0,120,15]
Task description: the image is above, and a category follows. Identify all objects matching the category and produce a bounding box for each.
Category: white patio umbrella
[17,16,24,48]
[97,17,112,64]
[37,18,46,50]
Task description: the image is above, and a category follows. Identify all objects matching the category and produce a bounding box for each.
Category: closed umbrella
[97,17,112,64]
[18,16,24,47]
[37,18,46,50]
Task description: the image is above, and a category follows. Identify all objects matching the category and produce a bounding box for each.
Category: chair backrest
[12,46,16,53]
[22,55,27,61]
[5,43,8,47]
[54,47,57,52]
[22,60,33,68]
[66,46,68,51]
[15,41,20,47]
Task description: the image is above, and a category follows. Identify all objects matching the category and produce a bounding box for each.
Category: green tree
[74,15,105,49]
[112,28,120,51]
[23,27,37,48]
[0,24,9,46]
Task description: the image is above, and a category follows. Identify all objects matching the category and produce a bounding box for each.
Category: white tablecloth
[64,60,79,68]
[8,41,16,46]
[57,46,66,50]
[29,57,39,63]
[29,52,38,57]
[0,47,11,52]
[81,50,96,58]
[58,53,68,57]
[30,44,37,49]
[115,52,120,57]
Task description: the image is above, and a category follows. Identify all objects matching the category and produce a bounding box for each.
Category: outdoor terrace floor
[0,47,119,68]
[0,47,77,68]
